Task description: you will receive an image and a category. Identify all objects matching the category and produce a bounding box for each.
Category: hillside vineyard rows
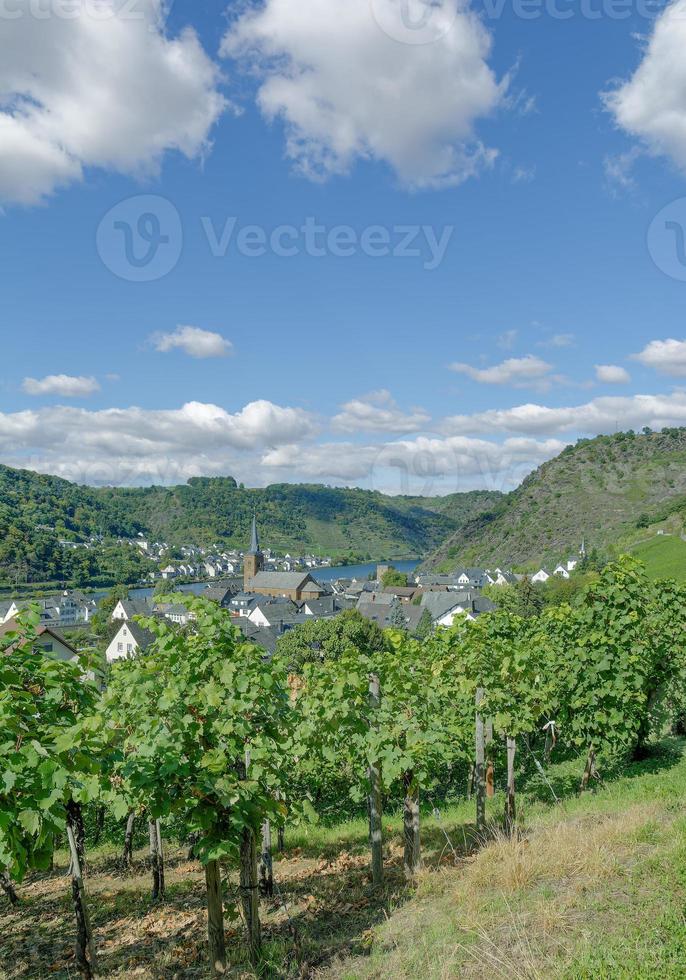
[2,555,685,976]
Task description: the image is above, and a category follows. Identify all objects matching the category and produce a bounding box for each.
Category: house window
[127,644,133,653]
[117,643,123,652]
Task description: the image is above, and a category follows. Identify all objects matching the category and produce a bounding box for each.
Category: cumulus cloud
[0,0,225,205]
[633,339,686,377]
[605,1,686,174]
[0,399,317,485]
[152,326,233,359]
[443,391,686,437]
[331,390,431,434]
[263,434,566,493]
[595,364,631,384]
[22,374,100,397]
[221,0,504,188]
[449,354,553,389]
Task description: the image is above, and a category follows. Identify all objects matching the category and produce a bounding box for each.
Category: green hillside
[0,463,502,585]
[630,534,686,582]
[425,427,686,570]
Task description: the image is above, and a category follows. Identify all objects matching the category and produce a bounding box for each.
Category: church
[243,518,327,602]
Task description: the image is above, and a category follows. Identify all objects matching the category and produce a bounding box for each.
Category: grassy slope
[629,534,686,583]
[326,740,686,980]
[3,742,685,978]
[425,428,686,571]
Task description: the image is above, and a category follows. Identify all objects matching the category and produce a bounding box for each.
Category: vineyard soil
[2,740,685,978]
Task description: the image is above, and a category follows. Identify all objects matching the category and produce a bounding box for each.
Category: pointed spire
[249,514,260,555]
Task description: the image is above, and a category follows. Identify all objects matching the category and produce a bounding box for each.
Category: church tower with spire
[243,515,263,590]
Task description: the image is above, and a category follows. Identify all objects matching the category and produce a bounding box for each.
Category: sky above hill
[2,0,686,496]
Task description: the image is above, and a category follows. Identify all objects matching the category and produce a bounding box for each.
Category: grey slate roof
[420,591,473,620]
[249,571,324,592]
[122,621,156,651]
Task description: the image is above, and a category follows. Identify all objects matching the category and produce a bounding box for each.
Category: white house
[553,564,570,579]
[531,568,551,584]
[161,565,178,580]
[0,619,79,663]
[106,621,154,664]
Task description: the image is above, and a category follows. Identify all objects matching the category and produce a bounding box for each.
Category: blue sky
[2,0,686,495]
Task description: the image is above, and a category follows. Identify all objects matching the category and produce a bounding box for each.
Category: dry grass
[323,800,681,980]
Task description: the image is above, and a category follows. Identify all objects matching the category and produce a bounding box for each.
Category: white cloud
[449,354,553,388]
[537,333,575,349]
[595,364,631,384]
[263,434,566,493]
[497,330,518,350]
[0,399,317,485]
[152,326,233,359]
[0,0,225,205]
[603,148,640,196]
[605,1,686,174]
[22,374,100,397]
[221,0,504,188]
[331,390,431,434]
[443,391,686,437]
[633,339,686,377]
[512,166,536,184]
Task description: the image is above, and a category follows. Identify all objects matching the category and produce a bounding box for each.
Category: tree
[275,609,385,671]
[414,608,434,640]
[97,597,292,973]
[381,567,408,588]
[153,578,175,597]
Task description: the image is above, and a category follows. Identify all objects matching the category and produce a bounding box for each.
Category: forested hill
[425,427,686,570]
[0,465,502,582]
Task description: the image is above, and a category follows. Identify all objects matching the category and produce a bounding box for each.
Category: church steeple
[244,515,263,590]
[248,514,260,555]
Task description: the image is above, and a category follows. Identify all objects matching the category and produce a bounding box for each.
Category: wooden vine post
[485,719,495,799]
[368,673,384,888]
[402,770,421,879]
[240,748,262,964]
[240,827,261,965]
[205,859,227,975]
[581,746,597,791]
[475,688,486,836]
[259,820,274,898]
[66,817,97,978]
[505,736,517,835]
[122,812,136,868]
[148,820,165,900]
[66,800,87,877]
[0,871,19,905]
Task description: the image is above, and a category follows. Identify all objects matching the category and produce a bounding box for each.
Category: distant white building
[531,568,551,584]
[554,564,570,579]
[106,621,154,664]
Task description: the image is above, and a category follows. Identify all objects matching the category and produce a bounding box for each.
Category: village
[0,518,587,665]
